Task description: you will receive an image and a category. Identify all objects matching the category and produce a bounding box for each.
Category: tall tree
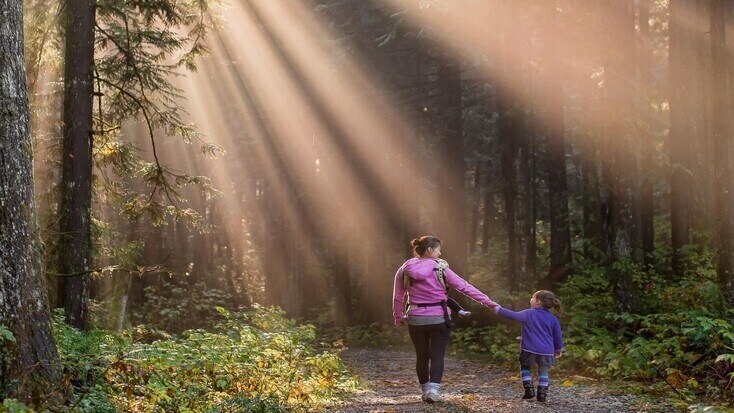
[544,0,573,285]
[604,0,638,312]
[669,0,705,265]
[637,0,656,264]
[710,0,734,305]
[0,0,61,396]
[57,0,95,330]
[435,55,468,276]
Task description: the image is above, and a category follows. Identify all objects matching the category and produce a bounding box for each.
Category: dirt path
[328,348,641,413]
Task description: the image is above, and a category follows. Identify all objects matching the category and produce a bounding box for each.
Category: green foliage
[0,326,15,344]
[1,398,33,413]
[130,281,232,333]
[452,247,734,408]
[450,324,517,364]
[94,0,223,207]
[342,323,408,348]
[41,306,355,412]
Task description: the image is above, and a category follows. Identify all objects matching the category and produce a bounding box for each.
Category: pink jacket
[392,257,498,324]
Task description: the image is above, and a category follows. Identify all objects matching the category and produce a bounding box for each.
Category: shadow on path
[328,348,639,413]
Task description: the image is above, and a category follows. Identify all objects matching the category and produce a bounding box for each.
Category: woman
[392,235,498,403]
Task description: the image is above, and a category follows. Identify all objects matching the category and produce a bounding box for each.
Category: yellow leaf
[561,380,574,387]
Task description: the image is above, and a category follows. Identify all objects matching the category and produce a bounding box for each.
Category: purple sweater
[392,258,497,324]
[494,306,563,356]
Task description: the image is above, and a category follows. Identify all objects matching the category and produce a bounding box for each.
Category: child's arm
[493,306,529,322]
[553,318,564,357]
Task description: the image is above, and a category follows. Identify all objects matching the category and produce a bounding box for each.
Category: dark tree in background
[0,0,61,396]
[668,0,704,266]
[435,55,468,277]
[57,0,95,330]
[710,0,734,305]
[637,0,656,265]
[604,0,638,312]
[543,0,572,286]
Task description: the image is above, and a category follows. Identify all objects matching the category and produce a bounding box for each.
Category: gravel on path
[327,348,641,413]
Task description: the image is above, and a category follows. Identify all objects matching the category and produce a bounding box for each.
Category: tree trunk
[544,0,572,286]
[57,0,95,330]
[710,0,734,305]
[605,0,638,312]
[669,0,705,266]
[469,164,482,254]
[638,0,656,265]
[435,57,468,276]
[481,185,496,254]
[500,122,518,290]
[0,0,62,397]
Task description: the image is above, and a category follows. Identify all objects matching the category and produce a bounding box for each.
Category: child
[493,290,563,403]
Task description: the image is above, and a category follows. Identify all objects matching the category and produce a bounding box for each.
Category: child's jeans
[519,350,554,388]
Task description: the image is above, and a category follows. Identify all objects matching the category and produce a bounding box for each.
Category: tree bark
[605,0,638,312]
[57,0,95,330]
[435,57,468,277]
[669,0,705,266]
[0,0,61,397]
[469,164,482,254]
[638,0,656,264]
[544,0,572,286]
[710,0,734,305]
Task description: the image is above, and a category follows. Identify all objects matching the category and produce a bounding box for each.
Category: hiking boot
[537,386,548,403]
[522,385,536,401]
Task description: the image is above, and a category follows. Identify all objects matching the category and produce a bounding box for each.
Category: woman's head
[531,290,562,312]
[411,236,442,259]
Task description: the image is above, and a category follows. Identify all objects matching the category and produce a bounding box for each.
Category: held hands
[554,350,563,359]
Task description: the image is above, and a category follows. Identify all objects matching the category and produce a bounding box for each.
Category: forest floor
[327,348,659,413]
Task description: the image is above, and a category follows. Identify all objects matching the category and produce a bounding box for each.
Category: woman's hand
[554,350,563,359]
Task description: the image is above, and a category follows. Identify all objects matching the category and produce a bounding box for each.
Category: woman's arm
[493,306,529,322]
[443,267,498,308]
[392,264,407,325]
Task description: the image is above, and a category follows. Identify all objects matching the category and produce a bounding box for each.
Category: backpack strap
[434,259,449,293]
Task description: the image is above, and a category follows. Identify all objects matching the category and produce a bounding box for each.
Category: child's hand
[554,350,563,359]
[394,320,405,327]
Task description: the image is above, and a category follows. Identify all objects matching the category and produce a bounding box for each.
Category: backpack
[402,259,450,315]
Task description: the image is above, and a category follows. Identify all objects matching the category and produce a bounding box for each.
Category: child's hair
[410,236,441,257]
[534,290,562,313]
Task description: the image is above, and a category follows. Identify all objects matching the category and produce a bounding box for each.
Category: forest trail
[329,348,640,413]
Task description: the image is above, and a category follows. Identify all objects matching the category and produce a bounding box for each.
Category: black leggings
[408,323,451,384]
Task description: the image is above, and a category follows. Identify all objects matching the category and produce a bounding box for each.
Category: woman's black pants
[408,323,451,384]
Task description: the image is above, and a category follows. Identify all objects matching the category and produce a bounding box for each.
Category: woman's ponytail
[411,236,441,257]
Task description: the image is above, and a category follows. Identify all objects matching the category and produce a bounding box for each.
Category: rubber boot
[537,385,548,403]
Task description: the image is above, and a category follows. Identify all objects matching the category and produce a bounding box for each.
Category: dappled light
[1,0,733,410]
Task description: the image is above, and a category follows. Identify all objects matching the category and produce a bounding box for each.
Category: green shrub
[451,246,734,409]
[47,305,356,412]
